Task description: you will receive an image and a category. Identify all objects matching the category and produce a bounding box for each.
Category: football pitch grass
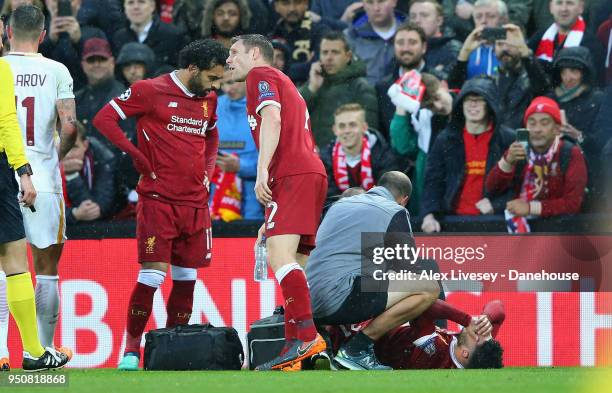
[11,367,611,393]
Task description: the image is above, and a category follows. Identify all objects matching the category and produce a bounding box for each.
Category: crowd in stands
[1,0,611,232]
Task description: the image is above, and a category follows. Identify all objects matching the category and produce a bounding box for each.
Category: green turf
[5,368,609,393]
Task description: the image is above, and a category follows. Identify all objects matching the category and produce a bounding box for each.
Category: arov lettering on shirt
[258,80,275,100]
[15,73,47,87]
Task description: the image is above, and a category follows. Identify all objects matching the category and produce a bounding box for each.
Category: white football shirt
[5,52,74,193]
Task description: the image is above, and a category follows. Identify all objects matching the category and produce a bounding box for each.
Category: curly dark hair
[178,39,228,70]
[467,339,504,369]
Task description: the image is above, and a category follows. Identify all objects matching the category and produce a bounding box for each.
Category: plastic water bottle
[254,235,268,282]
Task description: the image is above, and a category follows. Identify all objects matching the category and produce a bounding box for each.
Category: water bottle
[254,235,268,282]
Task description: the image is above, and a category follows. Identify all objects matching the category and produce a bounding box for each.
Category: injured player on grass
[322,299,505,370]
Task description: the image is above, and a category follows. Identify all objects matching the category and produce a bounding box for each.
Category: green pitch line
[8,367,609,393]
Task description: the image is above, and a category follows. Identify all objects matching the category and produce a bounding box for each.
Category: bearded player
[93,40,226,370]
[328,300,505,369]
[226,35,328,371]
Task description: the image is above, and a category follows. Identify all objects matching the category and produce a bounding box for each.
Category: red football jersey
[328,319,462,369]
[245,66,325,179]
[108,72,218,207]
[376,324,461,369]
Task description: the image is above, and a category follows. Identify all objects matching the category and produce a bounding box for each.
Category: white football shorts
[21,192,66,249]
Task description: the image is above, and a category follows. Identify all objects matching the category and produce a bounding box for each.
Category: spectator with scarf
[528,0,605,85]
[61,121,117,224]
[321,103,400,200]
[486,97,587,232]
[209,70,262,221]
[420,76,514,233]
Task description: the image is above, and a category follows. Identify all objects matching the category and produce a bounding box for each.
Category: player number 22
[15,96,35,146]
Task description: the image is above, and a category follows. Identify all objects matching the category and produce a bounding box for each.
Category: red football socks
[166,280,196,328]
[125,282,156,354]
[422,300,472,327]
[279,269,317,342]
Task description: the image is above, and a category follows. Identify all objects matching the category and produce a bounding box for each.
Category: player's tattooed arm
[56,98,77,160]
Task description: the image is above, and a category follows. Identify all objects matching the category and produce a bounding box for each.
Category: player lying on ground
[327,299,505,369]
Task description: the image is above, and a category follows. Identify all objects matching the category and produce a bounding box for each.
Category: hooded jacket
[547,46,604,194]
[299,58,379,147]
[116,42,156,73]
[172,0,269,40]
[345,10,407,85]
[200,0,251,39]
[421,77,515,218]
[528,23,605,86]
[449,50,551,130]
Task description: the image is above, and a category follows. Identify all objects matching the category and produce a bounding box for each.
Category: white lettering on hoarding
[581,292,612,366]
[61,280,113,368]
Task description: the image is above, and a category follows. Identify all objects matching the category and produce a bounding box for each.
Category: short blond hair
[334,103,366,121]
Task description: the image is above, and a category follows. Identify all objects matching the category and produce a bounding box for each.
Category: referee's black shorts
[314,276,389,326]
[0,152,25,244]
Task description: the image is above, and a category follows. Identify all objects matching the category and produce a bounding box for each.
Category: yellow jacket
[0,58,28,170]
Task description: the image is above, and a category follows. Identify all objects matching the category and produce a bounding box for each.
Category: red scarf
[520,136,560,202]
[332,136,374,192]
[210,162,242,222]
[506,136,561,234]
[536,16,585,62]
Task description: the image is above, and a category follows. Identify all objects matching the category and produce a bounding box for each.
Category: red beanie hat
[524,96,562,125]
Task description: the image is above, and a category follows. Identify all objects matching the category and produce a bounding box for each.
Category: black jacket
[65,137,117,224]
[421,77,515,217]
[448,55,551,130]
[75,78,136,153]
[77,0,126,38]
[112,16,189,69]
[39,25,106,91]
[425,34,462,81]
[320,130,401,200]
[528,27,605,86]
[547,46,605,189]
[269,14,328,84]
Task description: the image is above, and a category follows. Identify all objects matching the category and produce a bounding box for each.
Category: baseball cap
[523,96,561,125]
[82,38,113,60]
